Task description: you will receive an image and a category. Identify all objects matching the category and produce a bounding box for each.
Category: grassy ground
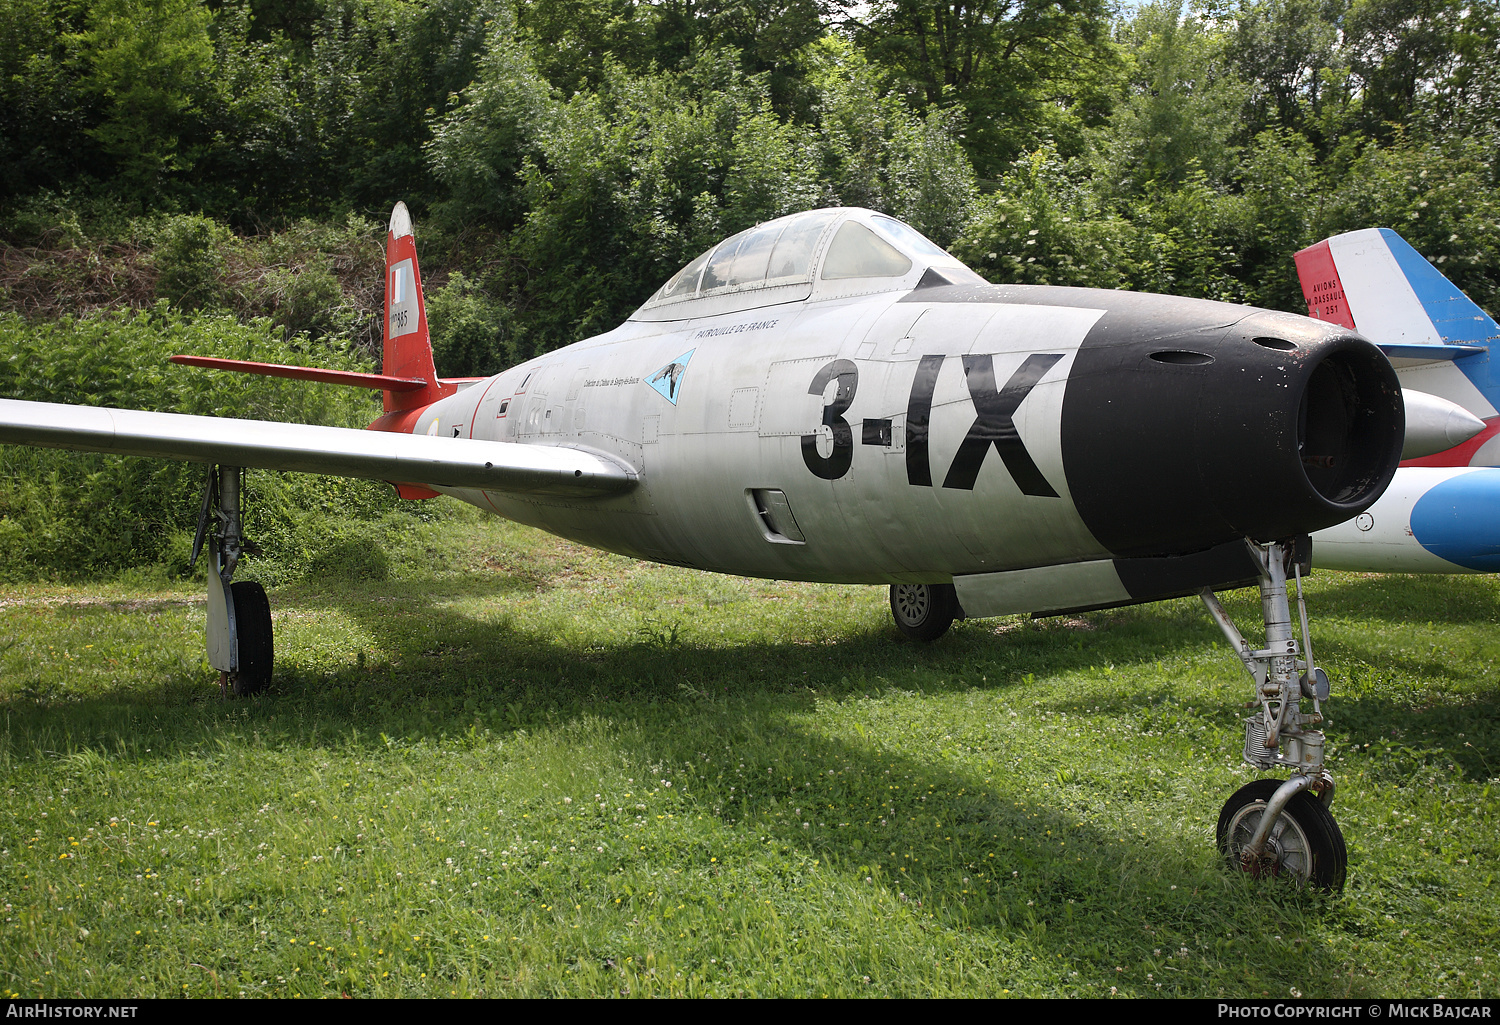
[1,504,1497,998]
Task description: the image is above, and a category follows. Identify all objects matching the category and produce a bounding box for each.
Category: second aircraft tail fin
[1295,228,1500,466]
[1294,228,1498,354]
[171,202,469,431]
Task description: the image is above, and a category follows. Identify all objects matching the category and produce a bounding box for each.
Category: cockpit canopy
[630,207,984,322]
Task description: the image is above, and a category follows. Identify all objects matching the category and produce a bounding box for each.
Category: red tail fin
[171,202,458,422]
[382,202,448,413]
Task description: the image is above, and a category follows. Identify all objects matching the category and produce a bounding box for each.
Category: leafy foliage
[426,270,517,376]
[74,0,217,194]
[149,213,232,310]
[0,308,394,579]
[3,0,1496,342]
[845,0,1119,176]
[430,34,977,353]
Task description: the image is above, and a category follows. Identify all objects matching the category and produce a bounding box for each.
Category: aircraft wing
[0,399,637,498]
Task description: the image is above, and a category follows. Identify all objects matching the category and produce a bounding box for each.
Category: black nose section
[1062,305,1403,559]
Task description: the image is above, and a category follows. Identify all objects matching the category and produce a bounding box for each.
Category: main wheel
[228,581,274,696]
[889,583,959,642]
[1216,779,1346,890]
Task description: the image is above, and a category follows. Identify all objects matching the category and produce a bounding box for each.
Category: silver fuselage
[418,290,1103,583]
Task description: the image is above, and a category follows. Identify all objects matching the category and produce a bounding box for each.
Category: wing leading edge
[0,399,637,498]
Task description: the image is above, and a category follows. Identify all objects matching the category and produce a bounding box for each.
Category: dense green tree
[954,148,1141,289]
[501,48,821,348]
[1415,0,1500,152]
[1343,0,1468,137]
[73,0,219,194]
[0,0,96,204]
[425,15,555,229]
[1322,134,1500,313]
[1231,127,1324,310]
[426,270,518,375]
[2,0,1496,378]
[1093,1,1248,198]
[1222,0,1351,148]
[429,33,976,354]
[841,0,1118,176]
[511,0,655,95]
[803,36,975,243]
[649,0,827,112]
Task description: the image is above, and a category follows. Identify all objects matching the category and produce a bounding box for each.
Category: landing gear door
[205,537,238,673]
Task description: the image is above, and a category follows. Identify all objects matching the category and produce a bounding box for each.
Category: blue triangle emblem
[645,349,695,404]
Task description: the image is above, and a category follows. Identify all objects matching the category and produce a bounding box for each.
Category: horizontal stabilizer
[0,399,637,498]
[170,355,430,392]
[1376,343,1489,368]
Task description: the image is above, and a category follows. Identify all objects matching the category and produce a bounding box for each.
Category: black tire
[229,581,274,697]
[889,582,959,642]
[1216,778,1346,891]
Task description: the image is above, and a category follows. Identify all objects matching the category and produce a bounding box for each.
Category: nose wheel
[1201,540,1347,890]
[1216,779,1346,889]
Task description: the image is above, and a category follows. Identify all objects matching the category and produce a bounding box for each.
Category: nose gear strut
[1200,539,1346,889]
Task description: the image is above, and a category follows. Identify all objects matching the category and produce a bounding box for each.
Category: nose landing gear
[1201,539,1346,889]
[1217,778,1346,889]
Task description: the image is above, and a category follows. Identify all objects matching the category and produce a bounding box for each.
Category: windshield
[872,215,952,260]
[821,221,913,279]
[648,209,840,305]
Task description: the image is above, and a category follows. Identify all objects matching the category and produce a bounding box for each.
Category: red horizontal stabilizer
[170,355,430,392]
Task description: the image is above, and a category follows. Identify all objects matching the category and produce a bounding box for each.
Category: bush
[1321,134,1500,315]
[253,264,350,342]
[954,148,1140,290]
[150,213,231,310]
[0,306,396,580]
[427,271,518,377]
[230,214,385,351]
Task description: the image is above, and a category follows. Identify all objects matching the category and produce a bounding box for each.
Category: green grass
[1,503,1497,997]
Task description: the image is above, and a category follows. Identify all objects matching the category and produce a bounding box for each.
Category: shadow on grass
[1,576,1388,994]
[1312,571,1500,627]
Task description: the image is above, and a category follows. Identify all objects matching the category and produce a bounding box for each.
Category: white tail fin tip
[389,202,413,239]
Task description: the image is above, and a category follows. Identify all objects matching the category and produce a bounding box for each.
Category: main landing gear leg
[191,465,273,697]
[1200,540,1346,890]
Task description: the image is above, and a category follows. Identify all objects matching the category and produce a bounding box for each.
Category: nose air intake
[1061,307,1403,559]
[1297,340,1402,507]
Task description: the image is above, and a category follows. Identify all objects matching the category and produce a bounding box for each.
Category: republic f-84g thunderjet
[0,204,1406,888]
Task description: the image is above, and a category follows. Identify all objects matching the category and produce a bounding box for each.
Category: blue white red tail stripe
[1298,227,1500,571]
[1296,228,1500,464]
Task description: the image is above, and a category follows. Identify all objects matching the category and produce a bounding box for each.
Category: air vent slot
[748,489,806,544]
[1254,336,1298,351]
[1149,349,1215,366]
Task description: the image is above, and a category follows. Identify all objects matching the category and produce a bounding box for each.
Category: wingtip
[389,202,413,239]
